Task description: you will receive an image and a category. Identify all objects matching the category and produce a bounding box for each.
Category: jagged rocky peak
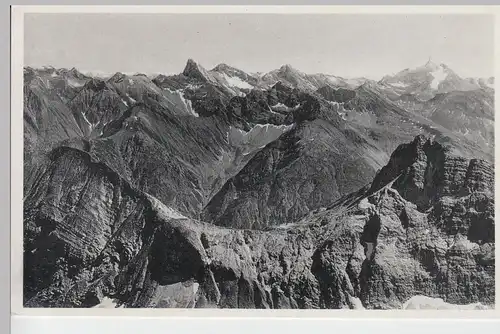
[23,67,37,82]
[182,58,212,82]
[83,77,109,91]
[211,62,255,82]
[369,134,444,192]
[67,67,88,79]
[212,63,232,72]
[108,71,128,83]
[280,63,297,72]
[316,85,356,103]
[54,67,88,80]
[422,58,441,69]
[184,58,199,71]
[369,134,493,209]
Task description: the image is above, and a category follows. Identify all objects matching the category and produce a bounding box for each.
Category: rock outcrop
[23,136,494,309]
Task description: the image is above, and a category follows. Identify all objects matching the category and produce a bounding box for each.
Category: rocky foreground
[23,135,495,309]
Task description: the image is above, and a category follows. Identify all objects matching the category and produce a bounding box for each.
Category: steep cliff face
[23,136,494,309]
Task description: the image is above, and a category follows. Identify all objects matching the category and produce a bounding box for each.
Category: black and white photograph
[16,9,495,311]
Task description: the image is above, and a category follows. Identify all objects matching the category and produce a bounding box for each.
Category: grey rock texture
[22,62,495,309]
[23,136,494,309]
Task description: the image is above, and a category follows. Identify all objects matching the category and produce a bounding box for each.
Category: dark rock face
[316,86,356,103]
[23,135,494,309]
[369,135,494,210]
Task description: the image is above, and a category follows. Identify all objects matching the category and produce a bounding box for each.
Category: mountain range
[23,59,495,309]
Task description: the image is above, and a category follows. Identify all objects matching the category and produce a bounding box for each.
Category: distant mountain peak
[212,63,231,72]
[423,57,438,68]
[65,67,88,80]
[183,58,213,82]
[42,65,56,71]
[279,64,297,72]
[84,77,108,91]
[418,59,452,73]
[108,72,128,83]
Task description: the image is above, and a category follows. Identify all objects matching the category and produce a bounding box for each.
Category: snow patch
[365,242,375,259]
[271,103,301,113]
[163,88,199,117]
[186,84,202,90]
[126,93,137,103]
[92,297,122,308]
[272,103,287,109]
[358,198,375,211]
[403,295,489,310]
[390,82,408,88]
[429,65,448,90]
[81,112,93,131]
[229,123,294,154]
[222,73,253,89]
[349,296,365,310]
[67,78,85,88]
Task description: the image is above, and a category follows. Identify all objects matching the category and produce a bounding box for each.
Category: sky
[24,13,494,80]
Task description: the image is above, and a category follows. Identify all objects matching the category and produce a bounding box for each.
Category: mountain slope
[22,61,495,310]
[379,60,481,100]
[23,136,494,309]
[319,82,493,162]
[259,64,367,92]
[202,90,388,229]
[391,88,494,157]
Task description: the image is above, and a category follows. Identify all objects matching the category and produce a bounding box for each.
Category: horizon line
[22,58,495,81]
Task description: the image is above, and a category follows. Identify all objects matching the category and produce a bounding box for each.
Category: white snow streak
[92,297,123,309]
[81,112,93,131]
[403,295,489,310]
[222,73,253,89]
[163,88,199,117]
[126,93,137,103]
[390,82,408,88]
[67,78,85,88]
[228,123,294,154]
[429,65,447,90]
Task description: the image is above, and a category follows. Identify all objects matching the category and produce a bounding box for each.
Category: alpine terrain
[23,60,495,309]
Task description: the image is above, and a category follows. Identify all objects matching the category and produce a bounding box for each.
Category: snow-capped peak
[108,72,128,83]
[421,58,441,71]
[428,64,448,89]
[279,64,299,73]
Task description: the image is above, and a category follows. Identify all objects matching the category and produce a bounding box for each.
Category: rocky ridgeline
[23,135,494,309]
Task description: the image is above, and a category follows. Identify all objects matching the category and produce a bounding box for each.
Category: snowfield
[162,88,199,117]
[222,73,253,89]
[402,295,490,310]
[229,123,295,154]
[429,65,448,90]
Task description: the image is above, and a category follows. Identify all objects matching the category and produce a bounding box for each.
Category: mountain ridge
[22,58,495,309]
